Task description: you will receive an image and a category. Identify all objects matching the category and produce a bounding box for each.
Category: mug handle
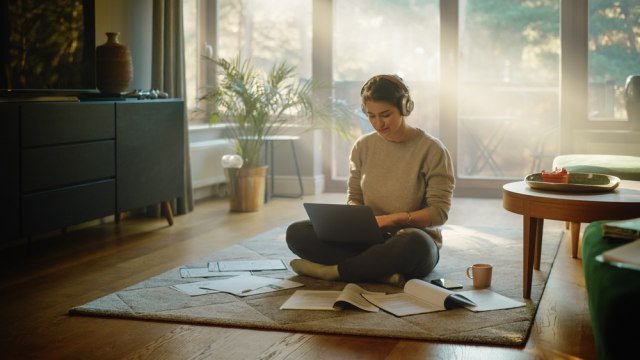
[466,266,474,279]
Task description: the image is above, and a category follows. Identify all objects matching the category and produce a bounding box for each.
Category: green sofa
[552,154,640,255]
[582,221,640,360]
[552,154,640,181]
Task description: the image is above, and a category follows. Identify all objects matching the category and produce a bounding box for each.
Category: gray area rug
[70,225,562,346]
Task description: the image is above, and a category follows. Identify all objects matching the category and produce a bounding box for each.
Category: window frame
[186,0,638,197]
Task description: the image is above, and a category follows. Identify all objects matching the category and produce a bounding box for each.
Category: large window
[183,0,640,195]
[457,0,560,178]
[588,0,640,121]
[183,0,312,124]
[183,0,200,119]
[331,0,440,182]
[216,0,312,73]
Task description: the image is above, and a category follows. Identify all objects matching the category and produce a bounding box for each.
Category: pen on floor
[242,284,272,294]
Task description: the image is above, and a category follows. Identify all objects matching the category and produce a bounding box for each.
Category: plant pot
[226,166,268,212]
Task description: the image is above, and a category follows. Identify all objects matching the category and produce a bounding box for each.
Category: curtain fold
[151,0,194,215]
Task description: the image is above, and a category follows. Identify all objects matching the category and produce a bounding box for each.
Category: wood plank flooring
[0,194,596,359]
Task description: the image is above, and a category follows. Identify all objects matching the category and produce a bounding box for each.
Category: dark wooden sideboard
[1,98,184,241]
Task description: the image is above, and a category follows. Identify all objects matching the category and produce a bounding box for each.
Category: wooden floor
[0,193,596,360]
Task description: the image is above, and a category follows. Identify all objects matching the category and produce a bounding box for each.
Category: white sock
[290,259,340,281]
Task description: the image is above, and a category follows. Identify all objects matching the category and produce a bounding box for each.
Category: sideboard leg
[162,201,174,226]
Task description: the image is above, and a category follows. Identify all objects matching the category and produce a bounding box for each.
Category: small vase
[95,32,133,94]
[624,75,640,130]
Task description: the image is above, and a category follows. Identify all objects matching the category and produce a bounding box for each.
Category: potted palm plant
[202,55,352,212]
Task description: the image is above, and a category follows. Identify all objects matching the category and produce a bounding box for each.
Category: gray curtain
[151,0,194,215]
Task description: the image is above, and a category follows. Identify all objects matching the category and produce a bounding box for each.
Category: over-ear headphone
[361,74,414,116]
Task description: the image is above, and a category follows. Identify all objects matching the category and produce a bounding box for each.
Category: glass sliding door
[457,0,561,180]
[573,0,640,155]
[588,0,640,123]
[326,0,441,191]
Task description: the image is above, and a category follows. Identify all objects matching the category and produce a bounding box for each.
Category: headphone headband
[361,74,414,116]
[377,75,410,94]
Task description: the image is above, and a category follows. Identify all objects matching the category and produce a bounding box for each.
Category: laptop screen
[303,203,387,244]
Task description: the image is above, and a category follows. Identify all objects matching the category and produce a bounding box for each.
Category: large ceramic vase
[95,32,133,94]
[624,75,640,130]
[227,166,268,212]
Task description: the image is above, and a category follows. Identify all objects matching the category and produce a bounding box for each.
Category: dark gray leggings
[286,220,439,282]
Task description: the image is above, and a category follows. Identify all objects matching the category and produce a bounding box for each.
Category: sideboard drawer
[21,180,116,235]
[21,140,115,193]
[5,98,184,241]
[21,102,115,147]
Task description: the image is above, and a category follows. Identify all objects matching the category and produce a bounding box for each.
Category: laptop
[303,203,388,244]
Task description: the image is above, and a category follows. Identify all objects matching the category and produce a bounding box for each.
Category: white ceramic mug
[466,263,493,288]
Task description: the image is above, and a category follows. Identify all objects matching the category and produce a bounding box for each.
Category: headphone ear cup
[400,94,414,116]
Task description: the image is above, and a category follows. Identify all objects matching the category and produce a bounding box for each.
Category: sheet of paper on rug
[362,279,476,317]
[457,289,526,312]
[199,274,303,296]
[170,281,221,296]
[179,267,249,278]
[238,279,304,296]
[596,239,640,271]
[602,218,640,240]
[280,283,383,312]
[209,259,288,272]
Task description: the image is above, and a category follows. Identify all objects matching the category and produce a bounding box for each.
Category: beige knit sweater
[347,129,455,247]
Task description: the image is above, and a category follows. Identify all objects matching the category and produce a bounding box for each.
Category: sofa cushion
[552,154,640,180]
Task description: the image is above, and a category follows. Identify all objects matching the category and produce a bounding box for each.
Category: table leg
[264,141,274,203]
[269,141,275,198]
[534,218,544,270]
[523,215,540,299]
[289,140,304,198]
[570,222,580,258]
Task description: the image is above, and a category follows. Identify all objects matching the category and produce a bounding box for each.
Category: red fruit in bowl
[541,167,569,183]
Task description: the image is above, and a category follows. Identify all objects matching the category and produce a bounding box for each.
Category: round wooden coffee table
[502,180,640,298]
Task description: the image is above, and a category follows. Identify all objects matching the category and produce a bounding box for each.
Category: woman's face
[364,100,406,142]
